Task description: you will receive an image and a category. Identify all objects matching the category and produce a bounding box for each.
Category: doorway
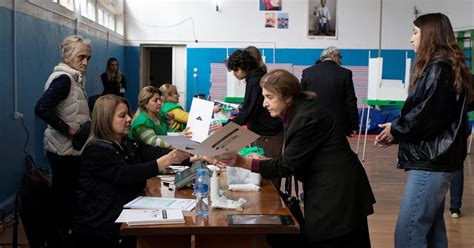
[140,44,187,108]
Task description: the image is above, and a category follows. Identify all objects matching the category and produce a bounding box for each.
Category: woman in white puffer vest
[35,35,92,242]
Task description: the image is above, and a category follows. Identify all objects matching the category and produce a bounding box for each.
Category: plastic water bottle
[194,169,209,218]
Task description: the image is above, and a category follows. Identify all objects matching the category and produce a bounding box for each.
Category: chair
[14,156,55,248]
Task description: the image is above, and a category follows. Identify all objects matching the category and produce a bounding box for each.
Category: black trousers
[46,152,81,233]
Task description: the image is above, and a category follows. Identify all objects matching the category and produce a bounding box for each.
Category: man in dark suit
[301,46,358,137]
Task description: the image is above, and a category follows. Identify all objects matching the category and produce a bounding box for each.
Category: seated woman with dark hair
[72,95,191,248]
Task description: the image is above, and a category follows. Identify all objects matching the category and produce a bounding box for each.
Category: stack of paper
[124,196,195,212]
[116,209,184,225]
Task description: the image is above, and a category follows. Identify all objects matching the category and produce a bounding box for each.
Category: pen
[162,209,167,219]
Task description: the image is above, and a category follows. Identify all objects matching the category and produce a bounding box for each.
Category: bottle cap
[197,169,207,176]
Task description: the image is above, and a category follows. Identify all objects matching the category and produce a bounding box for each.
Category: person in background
[447,73,474,218]
[301,46,358,138]
[160,84,188,132]
[244,46,267,72]
[216,69,375,247]
[375,13,472,248]
[35,35,92,242]
[72,95,190,248]
[130,86,170,148]
[213,50,284,159]
[449,169,464,218]
[101,57,127,97]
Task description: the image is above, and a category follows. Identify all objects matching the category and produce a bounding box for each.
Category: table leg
[356,104,365,154]
[362,105,371,162]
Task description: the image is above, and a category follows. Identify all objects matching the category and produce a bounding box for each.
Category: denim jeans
[395,170,455,248]
[449,169,464,211]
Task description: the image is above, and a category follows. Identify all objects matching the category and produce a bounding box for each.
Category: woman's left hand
[215,152,239,167]
[182,127,192,138]
[375,123,394,148]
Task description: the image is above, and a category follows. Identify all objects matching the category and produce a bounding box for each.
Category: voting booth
[367,56,411,101]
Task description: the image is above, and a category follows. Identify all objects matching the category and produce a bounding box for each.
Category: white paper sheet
[124,196,196,212]
[187,97,214,142]
[115,209,185,225]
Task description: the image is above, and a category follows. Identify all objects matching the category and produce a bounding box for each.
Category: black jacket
[101,73,127,97]
[259,99,375,243]
[391,58,468,171]
[72,138,169,242]
[301,60,358,136]
[232,68,283,136]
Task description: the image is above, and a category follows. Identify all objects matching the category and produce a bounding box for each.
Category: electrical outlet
[13,111,24,119]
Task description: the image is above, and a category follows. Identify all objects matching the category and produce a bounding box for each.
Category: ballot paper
[186,98,214,143]
[115,209,185,225]
[157,122,259,156]
[124,196,195,212]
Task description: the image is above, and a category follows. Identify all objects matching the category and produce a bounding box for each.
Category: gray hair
[320,46,340,60]
[60,35,91,62]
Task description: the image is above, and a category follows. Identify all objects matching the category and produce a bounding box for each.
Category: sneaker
[450,209,461,218]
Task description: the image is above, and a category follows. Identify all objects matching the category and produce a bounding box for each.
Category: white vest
[43,63,91,156]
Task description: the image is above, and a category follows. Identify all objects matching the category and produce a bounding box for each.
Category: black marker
[162,210,167,219]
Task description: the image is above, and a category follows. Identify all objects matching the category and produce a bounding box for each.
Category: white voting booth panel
[227,72,246,97]
[367,57,411,101]
[226,55,267,98]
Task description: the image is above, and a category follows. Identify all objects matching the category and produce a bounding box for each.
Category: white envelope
[157,122,259,156]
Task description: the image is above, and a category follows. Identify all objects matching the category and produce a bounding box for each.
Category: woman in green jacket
[159,84,188,132]
[130,86,170,148]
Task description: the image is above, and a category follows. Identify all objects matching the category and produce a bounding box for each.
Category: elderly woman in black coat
[217,69,375,248]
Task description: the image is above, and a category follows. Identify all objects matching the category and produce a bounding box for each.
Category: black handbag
[267,176,306,248]
[280,176,304,231]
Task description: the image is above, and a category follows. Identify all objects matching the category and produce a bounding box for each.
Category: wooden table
[121,176,300,248]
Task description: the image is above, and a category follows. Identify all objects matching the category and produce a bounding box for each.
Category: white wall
[124,0,473,50]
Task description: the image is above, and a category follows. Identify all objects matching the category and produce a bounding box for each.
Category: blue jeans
[395,170,455,248]
[449,169,464,211]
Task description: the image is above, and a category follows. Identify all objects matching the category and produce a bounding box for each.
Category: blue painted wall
[0,6,125,212]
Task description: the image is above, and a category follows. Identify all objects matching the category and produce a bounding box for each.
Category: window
[51,0,121,33]
[87,1,96,21]
[58,0,74,11]
[97,7,115,31]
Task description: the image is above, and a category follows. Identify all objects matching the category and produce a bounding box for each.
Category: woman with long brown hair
[101,57,127,97]
[375,13,472,247]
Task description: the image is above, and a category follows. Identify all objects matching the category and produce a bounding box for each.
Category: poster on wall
[308,0,337,38]
[277,13,289,29]
[260,0,282,11]
[265,12,276,28]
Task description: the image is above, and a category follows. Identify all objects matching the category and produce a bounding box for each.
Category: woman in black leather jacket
[375,13,472,248]
[72,95,190,248]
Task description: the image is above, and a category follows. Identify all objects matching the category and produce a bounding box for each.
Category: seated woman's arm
[134,125,170,148]
[170,108,189,124]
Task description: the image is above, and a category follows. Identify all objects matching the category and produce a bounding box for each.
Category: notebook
[116,209,185,225]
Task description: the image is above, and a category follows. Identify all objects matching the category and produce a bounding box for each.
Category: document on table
[186,97,214,143]
[157,122,259,156]
[124,196,195,212]
[115,209,185,225]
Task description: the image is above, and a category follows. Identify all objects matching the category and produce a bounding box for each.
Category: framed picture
[265,12,276,28]
[308,0,337,38]
[260,0,282,11]
[277,13,289,29]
